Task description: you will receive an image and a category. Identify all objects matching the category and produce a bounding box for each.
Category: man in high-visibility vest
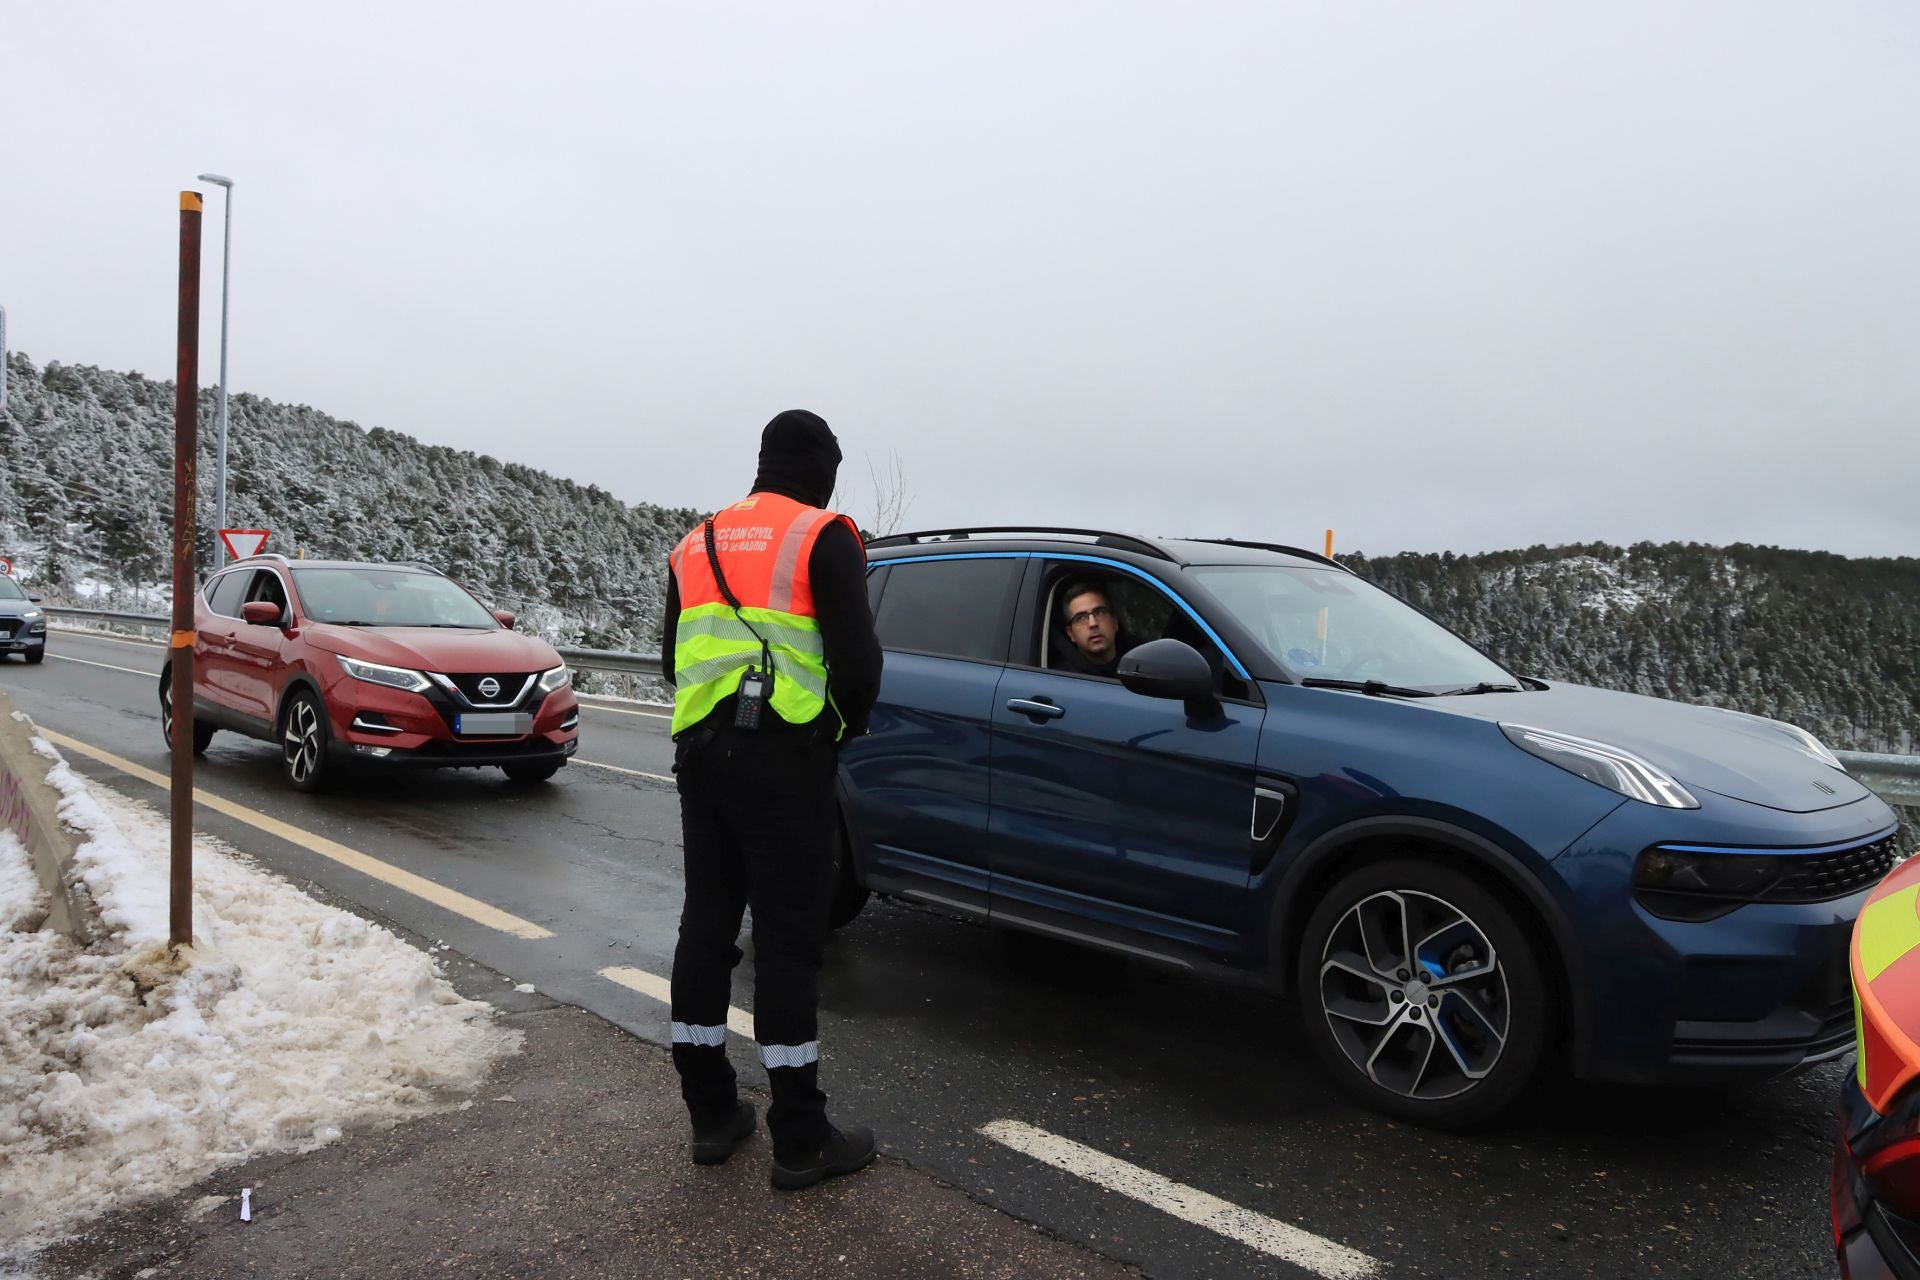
[660,409,884,1189]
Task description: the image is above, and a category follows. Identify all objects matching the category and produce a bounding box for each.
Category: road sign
[219,529,269,561]
[0,556,11,576]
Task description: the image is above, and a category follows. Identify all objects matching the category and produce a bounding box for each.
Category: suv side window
[872,558,1022,663]
[1029,561,1255,701]
[205,570,250,617]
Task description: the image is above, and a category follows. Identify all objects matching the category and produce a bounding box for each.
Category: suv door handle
[1006,697,1065,721]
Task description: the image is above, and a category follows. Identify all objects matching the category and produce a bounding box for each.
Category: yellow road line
[39,728,555,941]
[573,758,675,784]
[48,653,158,678]
[599,965,755,1039]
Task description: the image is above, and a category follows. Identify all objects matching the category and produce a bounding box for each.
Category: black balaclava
[751,409,842,508]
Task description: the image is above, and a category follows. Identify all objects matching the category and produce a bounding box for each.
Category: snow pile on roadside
[0,747,522,1265]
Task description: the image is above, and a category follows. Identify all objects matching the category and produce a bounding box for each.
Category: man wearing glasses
[1056,580,1131,677]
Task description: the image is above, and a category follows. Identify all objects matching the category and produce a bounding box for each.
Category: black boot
[691,1100,756,1166]
[770,1124,877,1190]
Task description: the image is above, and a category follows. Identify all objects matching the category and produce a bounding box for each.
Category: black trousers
[670,720,838,1159]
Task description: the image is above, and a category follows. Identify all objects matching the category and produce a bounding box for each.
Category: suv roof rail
[864,527,1174,562]
[1179,537,1349,572]
[390,560,446,576]
[231,552,291,566]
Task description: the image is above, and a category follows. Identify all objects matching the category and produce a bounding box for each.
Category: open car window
[1028,562,1253,701]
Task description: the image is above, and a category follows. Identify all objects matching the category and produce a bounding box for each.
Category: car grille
[442,672,537,707]
[0,620,15,640]
[1763,834,1902,903]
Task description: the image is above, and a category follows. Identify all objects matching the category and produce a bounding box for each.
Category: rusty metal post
[170,191,203,949]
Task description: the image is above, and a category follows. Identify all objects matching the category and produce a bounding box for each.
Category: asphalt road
[2,628,1849,1279]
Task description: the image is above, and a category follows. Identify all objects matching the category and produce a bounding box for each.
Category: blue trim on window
[875,550,1250,680]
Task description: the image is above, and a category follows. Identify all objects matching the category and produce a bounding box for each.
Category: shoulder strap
[703,519,745,610]
[703,518,772,669]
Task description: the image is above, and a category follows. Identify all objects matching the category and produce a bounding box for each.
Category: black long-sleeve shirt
[660,517,883,739]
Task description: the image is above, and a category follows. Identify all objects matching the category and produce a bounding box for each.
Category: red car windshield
[291,568,497,629]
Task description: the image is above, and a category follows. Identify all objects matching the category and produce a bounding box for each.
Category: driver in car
[1056,581,1133,678]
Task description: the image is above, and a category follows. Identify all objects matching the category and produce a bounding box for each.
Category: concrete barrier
[0,689,95,941]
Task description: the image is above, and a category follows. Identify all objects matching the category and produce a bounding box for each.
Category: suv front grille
[440,672,538,707]
[1764,834,1902,903]
[0,620,15,640]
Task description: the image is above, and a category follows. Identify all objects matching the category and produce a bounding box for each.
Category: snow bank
[0,757,522,1267]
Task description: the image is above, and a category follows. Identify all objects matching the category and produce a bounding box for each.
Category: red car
[158,555,579,790]
[1833,847,1920,1277]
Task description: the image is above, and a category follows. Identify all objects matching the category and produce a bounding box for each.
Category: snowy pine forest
[2,352,1915,755]
[0,353,698,652]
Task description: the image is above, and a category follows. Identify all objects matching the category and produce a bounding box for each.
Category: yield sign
[220,529,270,561]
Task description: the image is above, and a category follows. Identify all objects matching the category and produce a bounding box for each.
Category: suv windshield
[0,578,26,601]
[1191,565,1518,692]
[291,568,498,629]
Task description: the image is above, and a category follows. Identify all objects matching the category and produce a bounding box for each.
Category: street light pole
[197,173,234,569]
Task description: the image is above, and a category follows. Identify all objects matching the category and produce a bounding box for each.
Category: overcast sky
[2,2,1915,558]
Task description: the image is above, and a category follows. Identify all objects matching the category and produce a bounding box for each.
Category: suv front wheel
[1296,858,1549,1127]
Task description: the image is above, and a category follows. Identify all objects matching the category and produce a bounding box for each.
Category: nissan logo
[478,677,501,699]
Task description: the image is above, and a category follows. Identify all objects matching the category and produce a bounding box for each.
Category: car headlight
[28,621,46,635]
[538,664,571,692]
[1712,707,1845,771]
[336,654,432,693]
[1500,723,1700,808]
[22,609,40,620]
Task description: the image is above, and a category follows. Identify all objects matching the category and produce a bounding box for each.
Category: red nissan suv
[158,556,579,790]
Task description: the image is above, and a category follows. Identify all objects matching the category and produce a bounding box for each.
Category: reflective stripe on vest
[670,493,861,738]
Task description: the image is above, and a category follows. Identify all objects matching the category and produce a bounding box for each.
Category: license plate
[455,712,532,736]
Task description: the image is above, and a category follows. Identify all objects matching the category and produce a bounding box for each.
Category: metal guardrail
[45,608,667,679]
[43,606,1917,808]
[555,645,661,678]
[1837,753,1920,808]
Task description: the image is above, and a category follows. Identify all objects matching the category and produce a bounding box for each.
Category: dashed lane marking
[37,728,556,941]
[598,965,756,1039]
[47,653,159,678]
[49,627,164,649]
[576,698,672,721]
[573,758,676,784]
[979,1119,1383,1280]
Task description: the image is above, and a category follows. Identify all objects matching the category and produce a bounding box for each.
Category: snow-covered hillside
[0,353,698,654]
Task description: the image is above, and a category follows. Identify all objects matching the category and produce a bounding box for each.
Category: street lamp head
[197,173,234,187]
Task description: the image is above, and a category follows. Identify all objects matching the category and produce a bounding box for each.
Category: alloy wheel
[160,678,174,744]
[1317,889,1510,1101]
[284,699,323,784]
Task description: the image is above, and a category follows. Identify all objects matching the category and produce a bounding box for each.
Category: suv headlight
[538,664,571,692]
[336,654,432,693]
[1500,723,1700,808]
[1712,707,1845,771]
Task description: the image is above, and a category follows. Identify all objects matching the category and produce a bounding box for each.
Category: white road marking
[38,728,556,941]
[49,627,164,649]
[573,758,675,784]
[979,1119,1383,1280]
[47,653,159,678]
[576,698,671,721]
[598,965,756,1039]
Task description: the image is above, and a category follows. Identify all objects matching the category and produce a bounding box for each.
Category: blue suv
[829,528,1901,1125]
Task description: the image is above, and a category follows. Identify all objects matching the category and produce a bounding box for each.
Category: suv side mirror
[492,610,516,630]
[241,601,284,627]
[27,595,42,603]
[1118,638,1221,718]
